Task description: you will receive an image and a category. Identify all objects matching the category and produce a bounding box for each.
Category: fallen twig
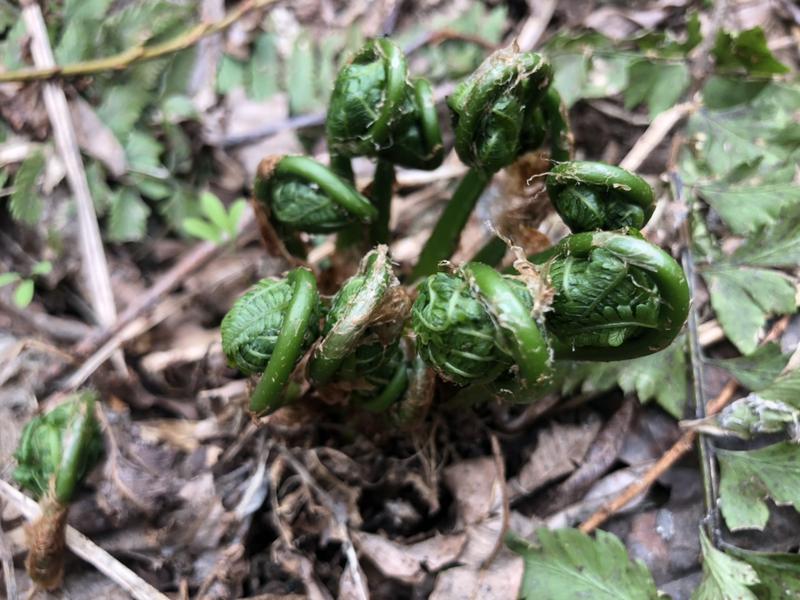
[20,0,124,374]
[0,480,168,600]
[578,379,738,534]
[619,101,699,172]
[2,0,278,83]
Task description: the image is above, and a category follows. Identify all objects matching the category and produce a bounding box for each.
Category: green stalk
[370,159,395,245]
[410,168,491,280]
[249,268,319,414]
[359,360,409,413]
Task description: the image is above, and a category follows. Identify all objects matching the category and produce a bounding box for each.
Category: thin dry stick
[516,0,557,51]
[0,480,168,600]
[579,379,738,534]
[619,101,699,172]
[2,0,279,83]
[20,1,124,373]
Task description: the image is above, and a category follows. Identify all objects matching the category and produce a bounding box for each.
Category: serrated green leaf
[13,279,34,309]
[730,209,800,268]
[107,188,150,242]
[718,442,800,530]
[199,191,228,232]
[703,266,796,355]
[709,343,790,392]
[681,82,800,182]
[9,151,45,225]
[693,529,759,600]
[759,369,800,406]
[545,34,631,107]
[125,130,163,171]
[624,60,689,118]
[508,528,659,600]
[0,272,20,288]
[727,547,800,599]
[217,55,246,94]
[696,182,800,236]
[558,336,688,418]
[97,84,151,138]
[182,217,221,243]
[713,27,789,77]
[702,76,769,110]
[616,336,688,418]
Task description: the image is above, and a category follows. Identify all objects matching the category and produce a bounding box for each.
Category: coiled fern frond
[326,38,443,170]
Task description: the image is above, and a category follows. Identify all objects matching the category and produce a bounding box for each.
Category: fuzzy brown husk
[25,495,68,591]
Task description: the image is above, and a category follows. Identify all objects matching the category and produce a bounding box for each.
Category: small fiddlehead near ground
[14,391,103,590]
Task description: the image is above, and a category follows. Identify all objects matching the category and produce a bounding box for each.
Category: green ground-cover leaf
[718,441,800,530]
[108,188,150,242]
[702,266,796,356]
[709,343,790,391]
[559,336,688,418]
[727,547,800,599]
[508,528,660,600]
[712,27,789,77]
[624,60,690,118]
[693,530,759,600]
[9,151,45,225]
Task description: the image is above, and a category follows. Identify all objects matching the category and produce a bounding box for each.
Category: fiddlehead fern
[253,155,377,234]
[14,391,103,590]
[221,267,321,415]
[546,161,655,232]
[308,246,411,410]
[326,38,444,170]
[447,46,552,173]
[531,232,690,360]
[412,45,570,279]
[412,262,552,387]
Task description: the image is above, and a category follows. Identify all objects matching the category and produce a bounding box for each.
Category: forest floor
[1,1,799,599]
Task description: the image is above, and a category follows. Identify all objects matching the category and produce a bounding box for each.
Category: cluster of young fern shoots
[221,40,690,419]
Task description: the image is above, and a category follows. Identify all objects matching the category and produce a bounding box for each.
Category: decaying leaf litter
[0,0,799,598]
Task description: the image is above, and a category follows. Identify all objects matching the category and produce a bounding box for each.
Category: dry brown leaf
[429,553,524,600]
[353,531,467,585]
[507,415,602,499]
